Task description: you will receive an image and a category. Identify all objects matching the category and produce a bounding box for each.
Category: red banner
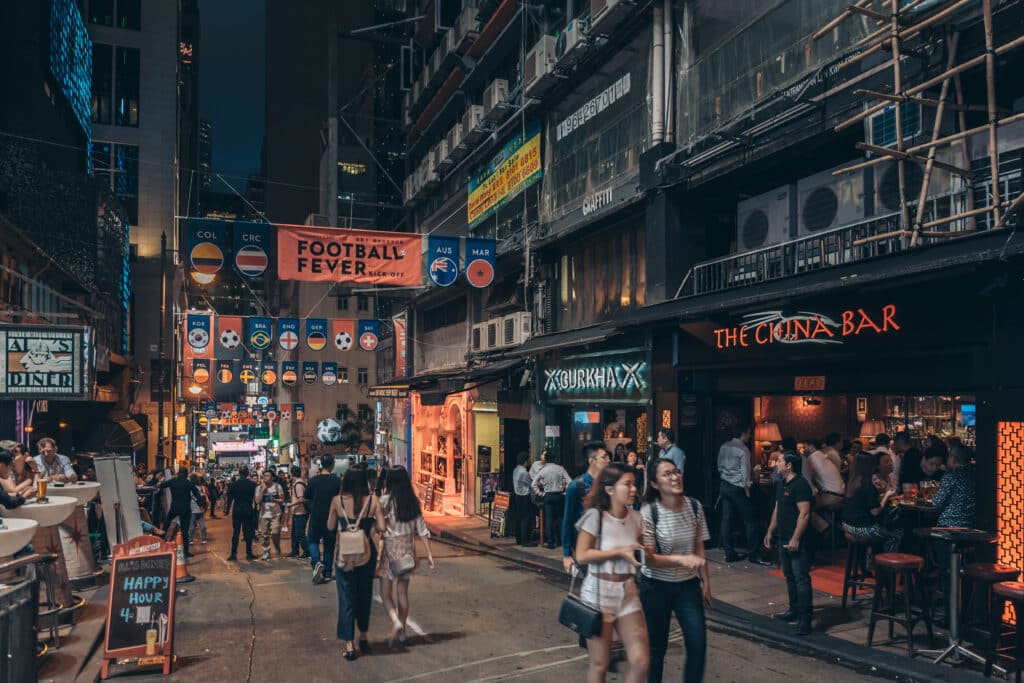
[394,316,407,378]
[276,224,422,286]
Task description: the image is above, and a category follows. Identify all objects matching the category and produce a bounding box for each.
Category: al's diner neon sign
[713,305,900,350]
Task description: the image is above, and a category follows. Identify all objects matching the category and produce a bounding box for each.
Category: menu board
[490,491,510,538]
[102,535,177,678]
[424,478,436,512]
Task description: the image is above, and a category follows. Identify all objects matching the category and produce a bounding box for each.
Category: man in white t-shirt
[805,439,845,535]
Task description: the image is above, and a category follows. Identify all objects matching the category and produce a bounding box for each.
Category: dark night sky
[199,0,266,191]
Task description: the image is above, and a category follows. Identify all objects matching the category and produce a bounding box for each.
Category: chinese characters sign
[0,325,90,399]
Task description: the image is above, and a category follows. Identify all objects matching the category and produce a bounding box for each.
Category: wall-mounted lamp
[802,396,822,406]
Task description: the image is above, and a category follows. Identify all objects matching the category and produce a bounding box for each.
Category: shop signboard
[490,491,510,537]
[467,120,542,230]
[0,325,90,399]
[542,347,650,405]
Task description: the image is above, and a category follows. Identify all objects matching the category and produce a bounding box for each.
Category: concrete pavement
[87,515,885,682]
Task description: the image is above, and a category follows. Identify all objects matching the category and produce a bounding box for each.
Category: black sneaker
[748,554,773,567]
[227,554,238,562]
[796,621,812,636]
[313,562,324,584]
[773,610,798,623]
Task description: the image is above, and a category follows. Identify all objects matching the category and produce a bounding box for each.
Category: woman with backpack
[374,466,434,648]
[574,463,649,683]
[327,465,380,660]
[639,458,710,683]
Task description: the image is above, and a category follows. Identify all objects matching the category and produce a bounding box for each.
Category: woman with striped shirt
[639,458,710,683]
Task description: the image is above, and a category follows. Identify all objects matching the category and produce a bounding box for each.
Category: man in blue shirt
[561,441,609,573]
[656,428,685,475]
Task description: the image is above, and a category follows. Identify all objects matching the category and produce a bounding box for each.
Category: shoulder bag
[558,510,603,638]
[386,499,418,577]
[335,495,372,571]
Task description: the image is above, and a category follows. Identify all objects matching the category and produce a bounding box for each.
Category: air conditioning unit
[524,35,558,98]
[736,186,792,253]
[590,0,635,36]
[483,79,510,121]
[412,80,422,105]
[471,322,489,352]
[424,152,438,185]
[435,138,451,168]
[463,104,486,143]
[485,319,501,350]
[872,140,967,215]
[501,312,531,347]
[431,46,444,75]
[555,18,588,68]
[796,164,866,236]
[447,122,464,153]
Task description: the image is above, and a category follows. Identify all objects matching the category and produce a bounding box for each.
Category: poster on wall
[0,325,90,399]
[467,120,542,230]
[477,445,492,473]
[435,455,448,478]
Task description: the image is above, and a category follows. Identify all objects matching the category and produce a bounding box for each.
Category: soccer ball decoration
[334,331,353,351]
[219,328,241,349]
[188,328,209,348]
[316,418,343,444]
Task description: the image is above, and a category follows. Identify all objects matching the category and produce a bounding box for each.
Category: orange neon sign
[712,304,900,350]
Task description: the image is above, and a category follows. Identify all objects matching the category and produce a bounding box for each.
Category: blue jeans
[335,558,375,641]
[781,546,812,625]
[639,576,706,683]
[307,522,336,576]
[291,514,308,555]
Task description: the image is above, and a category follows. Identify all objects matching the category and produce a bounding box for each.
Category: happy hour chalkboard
[103,535,177,678]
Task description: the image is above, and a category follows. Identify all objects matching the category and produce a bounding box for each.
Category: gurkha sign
[0,325,90,399]
[543,349,650,404]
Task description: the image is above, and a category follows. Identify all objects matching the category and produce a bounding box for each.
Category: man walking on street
[657,428,686,475]
[226,466,258,561]
[765,452,814,635]
[159,468,202,558]
[531,454,570,549]
[304,455,341,584]
[718,426,770,565]
[256,470,285,560]
[512,452,535,546]
[287,466,308,558]
[561,441,610,572]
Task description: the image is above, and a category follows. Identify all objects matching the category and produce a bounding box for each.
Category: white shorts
[581,577,642,619]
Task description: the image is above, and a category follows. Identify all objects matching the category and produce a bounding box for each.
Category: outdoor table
[895,499,939,554]
[914,527,998,670]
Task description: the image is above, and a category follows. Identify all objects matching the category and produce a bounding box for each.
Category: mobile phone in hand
[634,548,645,565]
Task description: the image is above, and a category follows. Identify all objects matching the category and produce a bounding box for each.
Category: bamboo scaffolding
[813,0,879,41]
[852,88,988,113]
[888,0,912,235]
[853,229,911,246]
[996,191,1024,228]
[982,0,1001,225]
[953,71,978,230]
[855,141,971,178]
[849,5,890,22]
[921,204,998,229]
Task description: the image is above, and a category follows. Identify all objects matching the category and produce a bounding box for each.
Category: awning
[464,357,524,384]
[84,418,146,452]
[513,324,619,356]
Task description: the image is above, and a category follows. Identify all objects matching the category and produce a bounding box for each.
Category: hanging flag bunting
[302,362,318,385]
[216,360,234,384]
[332,319,355,351]
[276,224,423,286]
[393,314,408,377]
[465,237,497,288]
[278,318,300,351]
[233,221,272,277]
[427,235,460,287]
[306,318,328,351]
[186,219,228,284]
[294,403,305,422]
[260,361,277,386]
[281,360,298,386]
[322,361,338,386]
[186,313,212,351]
[248,317,273,351]
[280,404,292,421]
[358,320,380,351]
[192,358,211,385]
[217,316,243,351]
[239,361,257,384]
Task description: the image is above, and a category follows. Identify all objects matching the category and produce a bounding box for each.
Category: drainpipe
[652,2,665,144]
[663,0,673,143]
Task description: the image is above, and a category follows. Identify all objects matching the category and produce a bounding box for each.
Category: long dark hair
[341,465,371,514]
[382,466,421,523]
[644,458,678,503]
[846,454,876,497]
[583,463,634,512]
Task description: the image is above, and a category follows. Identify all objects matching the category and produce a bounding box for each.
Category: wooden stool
[985,581,1024,681]
[842,531,875,609]
[868,553,934,657]
[964,563,1020,642]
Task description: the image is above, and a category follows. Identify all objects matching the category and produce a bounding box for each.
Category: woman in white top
[574,463,649,683]
[374,466,434,648]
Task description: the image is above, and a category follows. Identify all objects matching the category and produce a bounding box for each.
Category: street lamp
[188,384,203,396]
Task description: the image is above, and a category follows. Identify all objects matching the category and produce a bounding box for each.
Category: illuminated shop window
[338,162,367,175]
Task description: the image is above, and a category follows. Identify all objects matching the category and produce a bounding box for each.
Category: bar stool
[985,581,1024,681]
[35,553,63,648]
[868,553,934,657]
[964,563,1020,642]
[842,531,875,609]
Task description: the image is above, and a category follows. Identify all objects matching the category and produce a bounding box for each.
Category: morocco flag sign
[276,224,423,286]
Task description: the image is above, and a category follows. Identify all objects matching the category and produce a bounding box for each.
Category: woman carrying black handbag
[574,463,649,683]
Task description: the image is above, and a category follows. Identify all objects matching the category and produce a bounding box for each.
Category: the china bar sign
[713,305,900,350]
[544,349,649,404]
[0,325,90,399]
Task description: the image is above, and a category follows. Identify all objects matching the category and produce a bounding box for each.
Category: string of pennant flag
[197,400,305,425]
[185,218,497,289]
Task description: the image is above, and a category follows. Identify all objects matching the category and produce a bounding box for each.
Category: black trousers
[542,493,564,546]
[719,481,760,556]
[170,511,192,557]
[231,510,256,556]
[513,493,535,544]
[781,546,812,625]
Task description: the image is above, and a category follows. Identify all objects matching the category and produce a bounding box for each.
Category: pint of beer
[37,477,48,501]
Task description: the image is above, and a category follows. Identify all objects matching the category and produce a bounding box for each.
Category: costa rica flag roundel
[235,245,268,277]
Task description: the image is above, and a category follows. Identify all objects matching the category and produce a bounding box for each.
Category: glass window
[92,142,138,224]
[357,295,369,312]
[336,403,349,420]
[336,295,349,311]
[339,366,349,383]
[89,0,114,25]
[91,43,113,124]
[117,0,141,30]
[115,46,140,126]
[357,368,368,385]
[358,404,372,421]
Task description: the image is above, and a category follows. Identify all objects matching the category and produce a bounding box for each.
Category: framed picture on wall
[418,472,431,486]
[435,455,448,479]
[435,477,446,492]
[856,397,868,420]
[420,451,432,472]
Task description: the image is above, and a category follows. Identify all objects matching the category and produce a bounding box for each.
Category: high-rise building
[179,0,200,218]
[84,0,181,466]
[198,119,212,192]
